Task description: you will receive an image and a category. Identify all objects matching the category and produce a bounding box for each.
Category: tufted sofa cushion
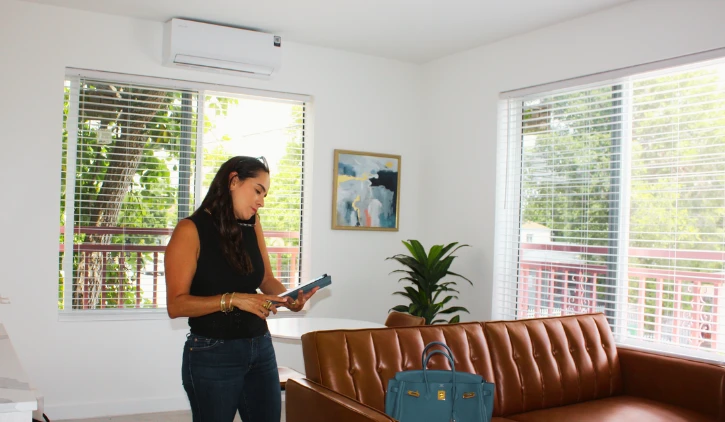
[483,314,621,416]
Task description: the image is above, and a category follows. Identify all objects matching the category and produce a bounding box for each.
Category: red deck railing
[518,243,722,351]
[59,226,301,309]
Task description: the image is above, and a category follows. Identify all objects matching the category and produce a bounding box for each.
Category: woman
[164,156,317,422]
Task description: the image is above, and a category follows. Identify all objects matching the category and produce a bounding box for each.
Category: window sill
[58,309,172,322]
[57,308,306,322]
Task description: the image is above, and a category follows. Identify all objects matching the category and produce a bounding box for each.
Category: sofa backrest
[300,313,622,416]
[301,322,494,413]
[484,313,623,416]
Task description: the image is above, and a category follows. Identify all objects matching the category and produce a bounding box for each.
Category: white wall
[0,0,423,418]
[422,0,725,322]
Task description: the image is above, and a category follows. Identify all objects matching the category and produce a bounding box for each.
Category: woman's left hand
[285,287,319,312]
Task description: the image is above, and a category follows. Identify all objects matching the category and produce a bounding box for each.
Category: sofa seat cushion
[506,395,715,422]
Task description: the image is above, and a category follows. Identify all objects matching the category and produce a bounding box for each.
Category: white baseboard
[47,392,286,420]
[46,396,190,420]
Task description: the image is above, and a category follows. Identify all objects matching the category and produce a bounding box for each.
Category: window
[59,71,308,313]
[496,56,725,362]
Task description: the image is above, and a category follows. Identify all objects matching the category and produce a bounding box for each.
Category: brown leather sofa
[286,313,725,421]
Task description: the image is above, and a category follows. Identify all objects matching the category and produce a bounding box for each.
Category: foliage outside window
[59,73,306,312]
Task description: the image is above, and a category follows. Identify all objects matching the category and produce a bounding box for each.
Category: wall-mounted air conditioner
[163,18,282,79]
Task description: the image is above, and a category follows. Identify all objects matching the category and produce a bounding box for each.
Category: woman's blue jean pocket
[186,333,224,352]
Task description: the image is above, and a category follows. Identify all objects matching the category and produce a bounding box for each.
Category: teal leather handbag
[385,342,494,422]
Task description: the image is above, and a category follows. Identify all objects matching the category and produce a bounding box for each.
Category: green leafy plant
[387,240,472,324]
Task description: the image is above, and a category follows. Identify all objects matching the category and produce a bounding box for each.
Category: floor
[60,411,193,422]
[61,409,285,421]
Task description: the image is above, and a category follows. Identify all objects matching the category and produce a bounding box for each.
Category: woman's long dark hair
[192,156,269,274]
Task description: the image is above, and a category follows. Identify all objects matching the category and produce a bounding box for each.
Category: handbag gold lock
[438,390,446,400]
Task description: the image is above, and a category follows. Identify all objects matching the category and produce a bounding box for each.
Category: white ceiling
[21,0,632,63]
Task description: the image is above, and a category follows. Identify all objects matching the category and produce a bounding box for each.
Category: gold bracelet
[220,293,228,313]
[229,292,236,312]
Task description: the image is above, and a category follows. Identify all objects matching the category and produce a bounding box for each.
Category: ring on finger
[263,300,272,310]
[290,299,298,306]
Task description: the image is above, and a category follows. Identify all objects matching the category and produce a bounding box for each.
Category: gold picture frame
[332,149,401,231]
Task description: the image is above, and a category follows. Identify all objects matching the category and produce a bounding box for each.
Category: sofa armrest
[285,378,394,422]
[618,346,725,420]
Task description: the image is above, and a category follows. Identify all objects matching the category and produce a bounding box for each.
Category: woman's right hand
[231,293,284,319]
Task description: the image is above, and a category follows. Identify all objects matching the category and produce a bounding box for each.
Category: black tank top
[186,211,267,339]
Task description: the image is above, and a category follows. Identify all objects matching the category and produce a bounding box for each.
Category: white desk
[268,317,385,373]
[268,317,385,340]
[0,324,37,422]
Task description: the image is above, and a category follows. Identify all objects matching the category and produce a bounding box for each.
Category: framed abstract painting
[332,149,401,231]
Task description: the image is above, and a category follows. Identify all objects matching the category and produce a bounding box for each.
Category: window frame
[59,69,312,321]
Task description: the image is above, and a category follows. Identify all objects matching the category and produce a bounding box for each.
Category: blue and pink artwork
[332,150,401,231]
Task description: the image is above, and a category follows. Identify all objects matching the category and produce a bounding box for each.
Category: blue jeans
[182,331,281,422]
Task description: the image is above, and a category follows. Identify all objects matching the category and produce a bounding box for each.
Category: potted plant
[387,239,472,324]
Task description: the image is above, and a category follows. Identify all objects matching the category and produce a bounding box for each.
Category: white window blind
[496,58,725,362]
[60,73,307,313]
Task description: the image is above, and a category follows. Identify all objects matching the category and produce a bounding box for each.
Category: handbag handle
[422,350,458,406]
[421,342,457,398]
[421,343,460,421]
[423,349,456,372]
[421,341,454,367]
